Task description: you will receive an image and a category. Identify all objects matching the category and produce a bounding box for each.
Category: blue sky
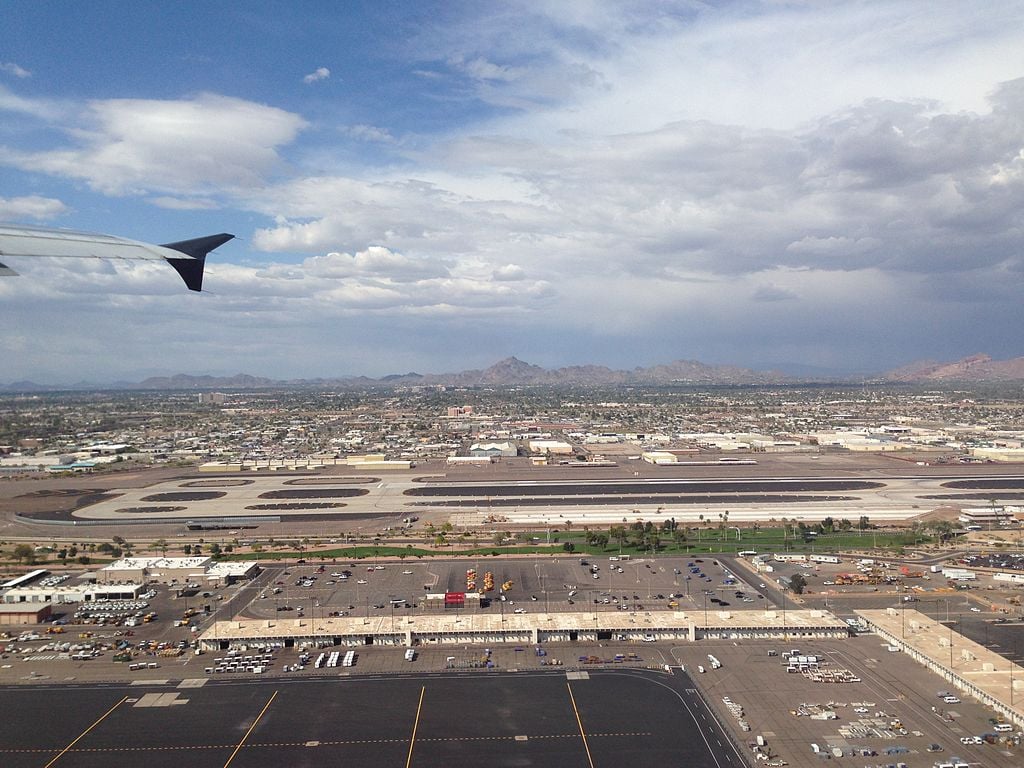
[3,1,1024,383]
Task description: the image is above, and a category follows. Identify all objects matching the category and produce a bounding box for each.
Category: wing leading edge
[0,224,234,292]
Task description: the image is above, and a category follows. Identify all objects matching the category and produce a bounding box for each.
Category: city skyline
[4,1,1024,383]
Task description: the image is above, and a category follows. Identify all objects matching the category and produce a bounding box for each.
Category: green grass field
[218,525,932,561]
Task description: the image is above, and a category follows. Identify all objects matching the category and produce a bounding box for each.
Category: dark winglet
[160,233,234,292]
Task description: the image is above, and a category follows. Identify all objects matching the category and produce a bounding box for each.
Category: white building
[98,556,258,586]
[969,447,1024,463]
[641,451,678,465]
[959,507,1017,527]
[3,583,143,604]
[528,440,573,455]
[469,441,517,458]
[97,556,213,584]
[941,568,977,581]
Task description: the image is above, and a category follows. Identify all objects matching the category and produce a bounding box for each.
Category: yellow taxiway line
[43,695,128,768]
[566,682,595,768]
[223,690,278,768]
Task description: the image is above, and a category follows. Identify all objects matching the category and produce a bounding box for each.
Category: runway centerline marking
[406,685,426,768]
[567,682,596,768]
[223,690,277,768]
[43,694,127,768]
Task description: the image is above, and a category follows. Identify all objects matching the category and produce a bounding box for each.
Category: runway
[15,460,1024,528]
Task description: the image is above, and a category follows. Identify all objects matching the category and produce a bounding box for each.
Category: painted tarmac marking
[223,690,277,768]
[42,694,127,768]
[0,732,653,756]
[567,682,596,768]
[406,685,426,768]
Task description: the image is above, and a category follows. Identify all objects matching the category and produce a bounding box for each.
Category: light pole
[781,589,787,639]
[1012,637,1017,706]
[948,615,956,668]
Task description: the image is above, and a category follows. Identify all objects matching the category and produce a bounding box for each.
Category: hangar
[0,602,52,625]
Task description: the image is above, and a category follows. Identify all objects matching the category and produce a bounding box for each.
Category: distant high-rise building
[199,392,227,405]
[447,405,474,417]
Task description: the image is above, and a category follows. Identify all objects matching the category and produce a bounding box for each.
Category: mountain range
[5,354,1024,392]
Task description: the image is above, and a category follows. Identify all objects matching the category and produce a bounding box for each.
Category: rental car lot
[239,555,769,622]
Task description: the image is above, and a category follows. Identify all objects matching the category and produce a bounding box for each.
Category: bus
[737,550,758,557]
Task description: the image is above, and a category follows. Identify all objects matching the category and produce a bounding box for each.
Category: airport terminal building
[199,608,849,652]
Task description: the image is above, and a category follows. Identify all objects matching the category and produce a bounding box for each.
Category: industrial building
[527,440,573,455]
[97,556,213,584]
[2,583,143,604]
[97,556,258,586]
[344,454,413,470]
[0,603,53,625]
[468,441,517,458]
[969,447,1024,463]
[641,451,678,465]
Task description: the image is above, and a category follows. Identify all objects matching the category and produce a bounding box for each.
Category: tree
[562,541,575,553]
[208,542,222,557]
[789,573,807,595]
[857,515,871,530]
[13,543,35,564]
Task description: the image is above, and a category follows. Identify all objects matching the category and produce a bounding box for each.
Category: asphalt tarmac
[0,669,741,768]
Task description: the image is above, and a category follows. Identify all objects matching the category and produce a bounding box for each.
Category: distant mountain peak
[885,353,1024,382]
[9,351,1024,392]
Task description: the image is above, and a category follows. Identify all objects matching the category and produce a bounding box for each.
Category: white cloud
[303,246,451,282]
[0,62,30,78]
[342,124,394,143]
[149,196,220,210]
[0,195,68,220]
[0,84,64,120]
[449,55,521,83]
[492,264,525,281]
[1,93,306,195]
[303,67,331,84]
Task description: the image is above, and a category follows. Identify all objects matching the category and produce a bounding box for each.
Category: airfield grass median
[216,525,932,562]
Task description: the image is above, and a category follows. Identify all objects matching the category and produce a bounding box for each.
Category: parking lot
[237,554,773,624]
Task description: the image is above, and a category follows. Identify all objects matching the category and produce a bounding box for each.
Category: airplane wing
[0,224,234,292]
